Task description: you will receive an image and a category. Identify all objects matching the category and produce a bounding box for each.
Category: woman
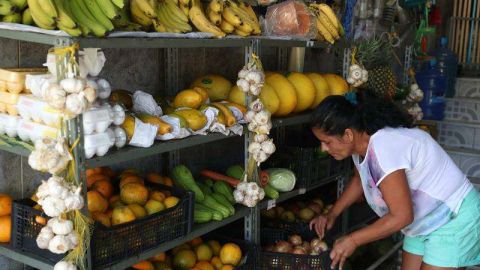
[309,93,480,270]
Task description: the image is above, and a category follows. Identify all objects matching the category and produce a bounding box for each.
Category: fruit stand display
[0,2,371,269]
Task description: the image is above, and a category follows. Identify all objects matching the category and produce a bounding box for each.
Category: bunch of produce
[85,167,179,227]
[28,138,72,175]
[0,0,29,24]
[0,193,12,244]
[346,64,368,88]
[264,233,328,256]
[132,237,244,270]
[310,3,344,44]
[261,196,332,224]
[229,72,348,117]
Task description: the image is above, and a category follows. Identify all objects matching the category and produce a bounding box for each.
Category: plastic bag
[263,0,316,38]
[132,90,163,116]
[78,49,106,78]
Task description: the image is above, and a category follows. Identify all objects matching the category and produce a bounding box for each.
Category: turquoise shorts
[403,189,480,268]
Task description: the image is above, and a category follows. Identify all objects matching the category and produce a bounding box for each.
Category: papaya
[173,89,204,109]
[137,114,173,135]
[191,75,232,101]
[109,90,133,109]
[174,109,207,131]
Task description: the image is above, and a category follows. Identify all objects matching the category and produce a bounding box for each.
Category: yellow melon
[227,86,245,106]
[120,183,149,205]
[287,72,316,113]
[0,194,12,216]
[306,73,330,108]
[0,215,11,243]
[128,203,148,218]
[265,73,297,116]
[259,83,280,114]
[174,109,207,131]
[322,74,349,95]
[191,75,232,101]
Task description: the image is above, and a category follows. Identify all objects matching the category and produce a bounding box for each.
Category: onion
[308,203,322,214]
[289,234,303,246]
[291,247,306,255]
[301,241,311,253]
[309,250,319,256]
[310,238,322,253]
[318,241,328,252]
[274,241,292,253]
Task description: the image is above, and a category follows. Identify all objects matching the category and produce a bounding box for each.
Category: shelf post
[165,47,181,171]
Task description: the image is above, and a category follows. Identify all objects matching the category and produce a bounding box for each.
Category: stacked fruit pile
[132,237,244,270]
[229,72,348,117]
[310,3,344,44]
[0,0,29,24]
[261,196,332,224]
[264,233,328,256]
[84,167,179,227]
[0,193,12,244]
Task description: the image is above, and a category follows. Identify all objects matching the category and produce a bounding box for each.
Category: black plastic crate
[11,184,194,269]
[204,234,257,270]
[261,218,342,241]
[259,228,336,270]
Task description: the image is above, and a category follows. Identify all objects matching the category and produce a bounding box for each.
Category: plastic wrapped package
[17,120,58,142]
[17,95,62,127]
[0,102,19,116]
[83,106,113,135]
[0,113,20,137]
[264,0,316,38]
[0,91,20,105]
[0,68,48,94]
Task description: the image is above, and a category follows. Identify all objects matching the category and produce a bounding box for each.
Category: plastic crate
[261,218,342,241]
[445,98,480,124]
[205,234,257,270]
[437,121,480,150]
[446,148,480,178]
[455,77,480,98]
[11,184,194,269]
[259,228,335,270]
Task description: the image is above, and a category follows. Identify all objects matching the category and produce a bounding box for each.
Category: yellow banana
[57,24,82,36]
[38,0,57,18]
[212,102,236,127]
[152,19,167,32]
[26,0,55,29]
[238,1,258,24]
[207,7,221,26]
[209,0,223,14]
[235,20,253,33]
[164,0,188,23]
[22,8,33,25]
[53,0,77,29]
[227,1,260,34]
[316,17,334,44]
[94,0,118,19]
[234,28,249,37]
[84,0,115,31]
[178,0,189,5]
[316,3,340,30]
[221,6,241,27]
[219,19,234,33]
[179,3,189,17]
[133,0,157,18]
[318,14,339,40]
[158,2,190,32]
[189,0,225,37]
[130,0,153,27]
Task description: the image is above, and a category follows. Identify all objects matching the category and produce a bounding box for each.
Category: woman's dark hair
[311,91,414,136]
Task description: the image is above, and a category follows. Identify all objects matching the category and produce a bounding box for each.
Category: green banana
[120,22,143,31]
[0,0,14,16]
[110,0,124,9]
[2,12,22,23]
[26,0,56,28]
[164,0,188,23]
[161,2,191,32]
[111,6,129,27]
[22,8,33,25]
[10,0,27,10]
[70,0,107,37]
[95,0,118,19]
[53,0,77,29]
[38,0,58,18]
[84,0,115,31]
[80,25,90,36]
[156,3,179,32]
[57,24,82,36]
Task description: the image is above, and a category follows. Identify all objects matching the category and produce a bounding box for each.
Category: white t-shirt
[352,127,473,237]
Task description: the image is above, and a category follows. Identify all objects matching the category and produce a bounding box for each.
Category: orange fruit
[101,167,116,179]
[92,212,111,227]
[149,252,166,262]
[0,215,11,242]
[128,204,148,218]
[86,168,103,178]
[119,175,144,188]
[210,256,223,270]
[164,196,180,208]
[87,174,109,189]
[195,244,213,261]
[146,172,164,184]
[0,194,12,216]
[149,190,166,202]
[132,260,154,270]
[121,183,149,205]
[195,261,215,270]
[219,243,242,266]
[207,240,221,256]
[173,249,197,270]
[111,206,136,225]
[219,265,234,270]
[92,180,114,199]
[87,190,108,213]
[162,177,174,187]
[189,237,203,247]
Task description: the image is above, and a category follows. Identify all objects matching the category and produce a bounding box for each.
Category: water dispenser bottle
[432,36,458,97]
[415,59,447,120]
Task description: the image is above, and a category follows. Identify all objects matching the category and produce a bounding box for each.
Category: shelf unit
[0,30,350,270]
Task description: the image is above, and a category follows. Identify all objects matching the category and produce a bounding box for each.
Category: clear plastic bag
[263,0,316,38]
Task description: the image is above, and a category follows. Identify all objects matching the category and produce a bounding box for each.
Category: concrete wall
[0,37,338,268]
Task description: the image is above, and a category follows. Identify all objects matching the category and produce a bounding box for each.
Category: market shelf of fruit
[100,206,250,270]
[0,244,53,270]
[86,132,239,168]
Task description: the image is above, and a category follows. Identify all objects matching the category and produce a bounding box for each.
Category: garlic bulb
[361,70,368,81]
[36,226,54,249]
[248,142,262,154]
[243,196,257,207]
[349,64,360,72]
[253,149,268,163]
[60,78,78,94]
[65,92,88,115]
[83,86,97,103]
[350,69,362,80]
[48,235,71,254]
[346,77,355,85]
[249,99,264,112]
[237,182,248,192]
[247,121,258,132]
[238,67,249,79]
[236,79,250,93]
[49,218,74,236]
[54,261,77,270]
[46,83,67,109]
[65,233,79,249]
[254,134,268,143]
[41,196,66,217]
[246,182,260,196]
[233,189,245,203]
[249,84,261,96]
[254,110,270,125]
[244,111,256,123]
[36,181,50,199]
[261,139,276,155]
[255,122,272,134]
[245,70,263,85]
[65,187,84,211]
[258,188,265,200]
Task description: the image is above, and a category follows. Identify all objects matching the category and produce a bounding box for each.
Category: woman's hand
[330,235,358,270]
[309,213,336,239]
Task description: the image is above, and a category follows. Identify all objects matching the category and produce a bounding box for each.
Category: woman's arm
[330,169,414,269]
[329,166,364,219]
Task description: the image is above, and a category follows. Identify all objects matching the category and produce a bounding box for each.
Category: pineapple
[354,36,398,100]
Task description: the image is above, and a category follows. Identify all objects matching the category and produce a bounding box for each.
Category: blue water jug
[432,36,458,97]
[415,59,447,120]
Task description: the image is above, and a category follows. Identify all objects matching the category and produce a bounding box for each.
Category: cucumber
[264,183,280,199]
[213,181,235,204]
[211,193,235,216]
[171,165,205,202]
[204,178,214,188]
[226,165,244,180]
[197,181,212,195]
[203,195,230,218]
[195,203,223,221]
[194,207,212,223]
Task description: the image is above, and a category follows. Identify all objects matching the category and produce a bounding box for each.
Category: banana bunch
[130,0,158,29]
[0,0,28,24]
[219,0,260,36]
[310,3,344,44]
[188,0,225,37]
[155,0,192,33]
